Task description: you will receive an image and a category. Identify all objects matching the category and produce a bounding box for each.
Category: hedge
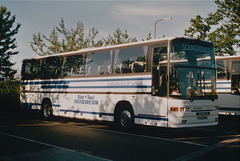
[0,80,21,115]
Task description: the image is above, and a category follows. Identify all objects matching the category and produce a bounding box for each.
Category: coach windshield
[169,39,217,101]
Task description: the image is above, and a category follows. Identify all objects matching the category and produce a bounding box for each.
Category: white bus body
[216,55,240,115]
[21,37,219,128]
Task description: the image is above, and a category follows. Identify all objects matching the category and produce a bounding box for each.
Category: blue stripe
[67,77,151,83]
[21,81,68,85]
[22,77,151,85]
[41,85,69,89]
[52,104,61,107]
[60,109,168,121]
[135,115,168,121]
[204,82,231,85]
[69,85,151,89]
[22,102,61,108]
[41,85,151,89]
[217,82,231,84]
[60,109,114,116]
[217,87,231,89]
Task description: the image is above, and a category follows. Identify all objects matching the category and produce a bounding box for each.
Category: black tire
[115,103,134,129]
[41,99,53,120]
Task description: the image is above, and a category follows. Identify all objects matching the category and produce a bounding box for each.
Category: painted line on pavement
[171,135,240,161]
[0,131,110,161]
[49,121,208,148]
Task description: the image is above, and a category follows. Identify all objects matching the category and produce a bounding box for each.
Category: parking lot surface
[0,114,239,161]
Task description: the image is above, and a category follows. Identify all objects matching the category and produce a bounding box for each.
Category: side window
[63,51,112,77]
[216,59,229,80]
[32,60,41,79]
[62,46,150,77]
[22,61,32,80]
[22,59,41,80]
[86,51,111,76]
[231,61,240,95]
[153,47,167,65]
[63,55,85,77]
[42,57,61,79]
[113,46,147,74]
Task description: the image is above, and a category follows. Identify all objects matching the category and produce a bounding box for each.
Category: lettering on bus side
[107,81,143,86]
[74,95,99,105]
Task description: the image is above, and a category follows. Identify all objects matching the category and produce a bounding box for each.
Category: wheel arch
[41,98,52,108]
[41,97,53,119]
[114,100,134,123]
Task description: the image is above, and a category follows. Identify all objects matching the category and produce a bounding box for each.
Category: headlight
[180,107,190,112]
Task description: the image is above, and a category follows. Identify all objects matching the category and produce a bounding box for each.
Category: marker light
[171,107,178,111]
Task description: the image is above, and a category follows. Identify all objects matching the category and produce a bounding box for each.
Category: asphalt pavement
[0,114,239,161]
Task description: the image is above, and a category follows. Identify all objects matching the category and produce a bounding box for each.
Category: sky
[1,0,219,77]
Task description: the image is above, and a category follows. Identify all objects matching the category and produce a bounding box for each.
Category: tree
[30,19,141,56]
[103,28,137,46]
[209,0,240,55]
[184,0,240,55]
[0,5,21,80]
[30,18,103,56]
[31,18,158,56]
[142,32,152,41]
[184,15,211,40]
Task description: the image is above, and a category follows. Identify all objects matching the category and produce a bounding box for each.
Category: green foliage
[184,15,211,40]
[30,18,103,56]
[0,80,20,114]
[0,5,21,80]
[184,0,240,56]
[215,0,240,25]
[30,19,139,56]
[103,28,137,46]
[142,33,152,41]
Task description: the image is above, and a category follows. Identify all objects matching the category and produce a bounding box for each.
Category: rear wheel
[115,104,134,129]
[41,99,53,120]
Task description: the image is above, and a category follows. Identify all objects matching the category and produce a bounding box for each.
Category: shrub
[0,80,20,115]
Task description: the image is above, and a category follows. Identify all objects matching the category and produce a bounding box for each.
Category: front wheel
[115,105,134,129]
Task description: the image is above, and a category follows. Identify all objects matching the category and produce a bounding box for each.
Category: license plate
[197,116,208,120]
[196,112,209,120]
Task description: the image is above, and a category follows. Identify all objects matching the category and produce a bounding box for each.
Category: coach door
[152,47,167,97]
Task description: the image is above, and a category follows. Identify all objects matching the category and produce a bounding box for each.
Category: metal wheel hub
[120,110,132,127]
[43,104,51,118]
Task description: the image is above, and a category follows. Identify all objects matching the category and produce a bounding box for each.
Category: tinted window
[22,60,32,80]
[231,61,240,95]
[170,42,215,68]
[113,46,147,74]
[63,55,85,77]
[86,51,111,76]
[32,60,41,79]
[22,59,41,80]
[216,59,228,80]
[169,40,217,100]
[41,57,61,79]
[232,61,240,74]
